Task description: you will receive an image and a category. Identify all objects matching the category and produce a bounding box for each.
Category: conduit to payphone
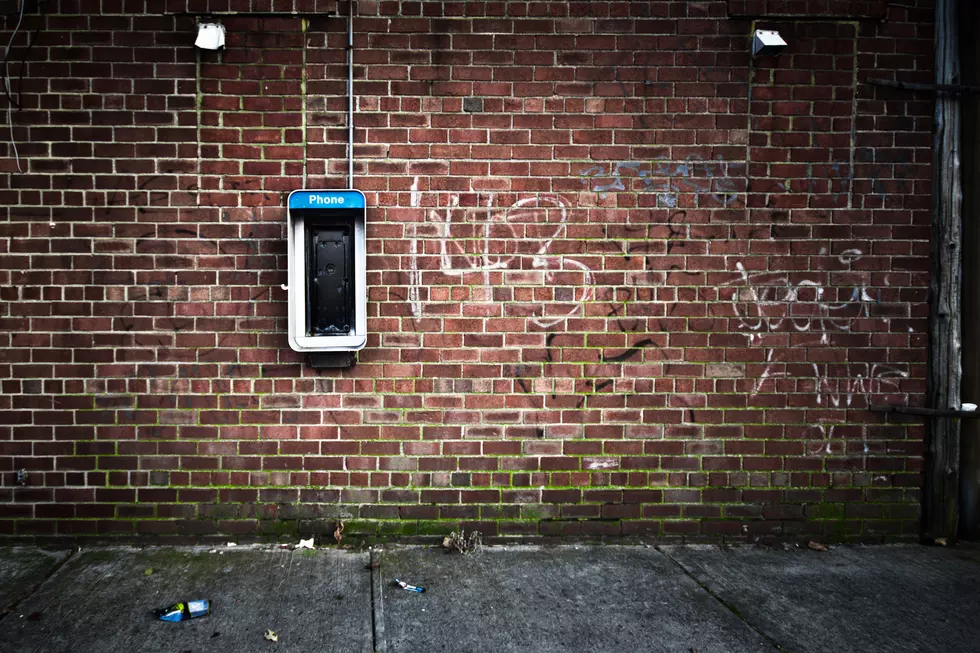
[347,0,354,188]
[281,4,363,370]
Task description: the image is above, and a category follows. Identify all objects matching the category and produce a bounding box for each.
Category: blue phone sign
[289,191,365,210]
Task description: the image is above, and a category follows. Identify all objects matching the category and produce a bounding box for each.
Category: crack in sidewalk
[0,548,77,622]
[370,547,387,653]
[656,546,788,653]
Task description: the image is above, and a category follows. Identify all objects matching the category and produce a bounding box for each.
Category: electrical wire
[2,1,35,110]
[3,0,25,172]
[7,21,38,109]
[6,103,17,172]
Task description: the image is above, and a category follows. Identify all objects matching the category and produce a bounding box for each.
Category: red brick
[0,4,928,542]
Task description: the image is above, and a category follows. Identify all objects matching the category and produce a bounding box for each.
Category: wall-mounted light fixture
[195,22,225,50]
[752,29,787,57]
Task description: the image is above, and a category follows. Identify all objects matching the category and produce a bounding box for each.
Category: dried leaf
[807,540,829,552]
[333,521,344,545]
[935,537,948,547]
[264,629,279,643]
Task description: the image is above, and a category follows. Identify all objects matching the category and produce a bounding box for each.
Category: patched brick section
[705,363,746,378]
[304,14,350,187]
[0,1,931,542]
[198,17,306,202]
[749,21,857,212]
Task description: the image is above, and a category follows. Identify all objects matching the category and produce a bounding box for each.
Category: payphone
[286,189,367,368]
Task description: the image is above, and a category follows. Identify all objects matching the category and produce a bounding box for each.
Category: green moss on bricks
[810,504,845,520]
[375,521,419,536]
[522,507,542,520]
[258,519,300,539]
[822,519,851,539]
[336,520,374,535]
[417,521,455,536]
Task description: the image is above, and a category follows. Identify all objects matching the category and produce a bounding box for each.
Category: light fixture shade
[195,23,226,50]
[752,29,787,57]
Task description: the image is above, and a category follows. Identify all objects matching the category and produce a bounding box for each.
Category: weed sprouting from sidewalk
[441,530,482,554]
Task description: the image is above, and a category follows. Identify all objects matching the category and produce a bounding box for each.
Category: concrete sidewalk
[1,543,978,653]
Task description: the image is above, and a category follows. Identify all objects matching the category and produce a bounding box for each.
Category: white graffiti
[409,193,594,327]
[752,354,909,408]
[753,354,909,456]
[807,422,842,456]
[408,176,422,318]
[724,250,879,345]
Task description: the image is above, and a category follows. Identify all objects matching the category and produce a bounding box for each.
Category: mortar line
[0,547,77,621]
[655,546,787,653]
[370,548,386,653]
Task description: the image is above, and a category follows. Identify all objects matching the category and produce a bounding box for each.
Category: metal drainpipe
[347,1,354,189]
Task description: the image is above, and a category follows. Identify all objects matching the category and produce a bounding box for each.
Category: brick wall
[0,0,933,541]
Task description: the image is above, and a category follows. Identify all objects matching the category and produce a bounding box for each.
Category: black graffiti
[601,338,655,363]
[665,210,686,254]
[614,61,650,131]
[513,363,535,394]
[250,287,271,302]
[545,333,558,363]
[604,287,640,333]
[138,175,164,190]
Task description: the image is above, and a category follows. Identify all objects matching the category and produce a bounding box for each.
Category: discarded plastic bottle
[394,579,425,593]
[156,600,211,622]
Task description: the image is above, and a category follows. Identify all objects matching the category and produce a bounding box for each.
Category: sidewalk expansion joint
[655,545,788,653]
[370,548,387,653]
[0,548,77,623]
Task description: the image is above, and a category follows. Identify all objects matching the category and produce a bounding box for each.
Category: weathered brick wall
[0,0,933,541]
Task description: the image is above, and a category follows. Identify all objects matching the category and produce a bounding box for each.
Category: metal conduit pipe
[347,0,354,188]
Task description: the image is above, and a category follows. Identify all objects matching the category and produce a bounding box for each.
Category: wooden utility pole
[925,0,964,541]
[958,0,980,538]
